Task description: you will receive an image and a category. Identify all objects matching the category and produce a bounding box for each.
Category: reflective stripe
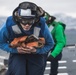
[33,27,41,37]
[12,25,22,34]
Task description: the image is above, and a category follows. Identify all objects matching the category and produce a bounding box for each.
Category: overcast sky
[0,0,76,17]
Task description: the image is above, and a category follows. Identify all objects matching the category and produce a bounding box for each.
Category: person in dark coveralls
[44,12,66,75]
[0,2,54,75]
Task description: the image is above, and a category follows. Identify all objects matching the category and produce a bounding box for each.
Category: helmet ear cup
[12,7,20,23]
[37,7,45,17]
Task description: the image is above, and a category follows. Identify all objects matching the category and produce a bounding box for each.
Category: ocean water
[65,29,76,45]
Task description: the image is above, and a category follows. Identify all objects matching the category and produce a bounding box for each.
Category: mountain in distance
[54,13,76,29]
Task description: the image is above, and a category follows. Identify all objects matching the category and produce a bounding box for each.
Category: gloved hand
[47,55,55,61]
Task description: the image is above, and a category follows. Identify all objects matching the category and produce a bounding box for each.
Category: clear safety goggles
[19,17,36,25]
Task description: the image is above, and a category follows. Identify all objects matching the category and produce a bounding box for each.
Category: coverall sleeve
[0,23,18,53]
[36,24,54,54]
[51,25,66,57]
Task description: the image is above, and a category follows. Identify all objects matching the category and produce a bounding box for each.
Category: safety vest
[6,16,46,43]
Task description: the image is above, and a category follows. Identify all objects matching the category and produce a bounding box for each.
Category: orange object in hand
[9,35,45,48]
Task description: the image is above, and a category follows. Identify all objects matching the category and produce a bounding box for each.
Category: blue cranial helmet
[13,2,44,25]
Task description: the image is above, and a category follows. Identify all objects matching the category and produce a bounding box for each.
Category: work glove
[9,35,45,48]
[47,55,55,61]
